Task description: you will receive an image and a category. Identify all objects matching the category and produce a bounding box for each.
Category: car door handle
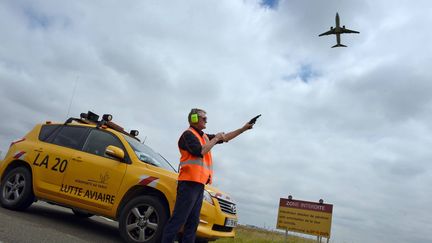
[72,157,83,162]
[34,148,43,153]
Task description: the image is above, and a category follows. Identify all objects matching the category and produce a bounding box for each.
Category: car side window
[82,129,125,159]
[39,124,61,142]
[50,126,88,150]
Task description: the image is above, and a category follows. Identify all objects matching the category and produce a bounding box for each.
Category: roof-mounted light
[81,111,99,123]
[130,130,139,137]
[102,114,113,122]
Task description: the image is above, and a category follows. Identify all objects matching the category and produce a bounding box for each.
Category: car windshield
[123,135,177,172]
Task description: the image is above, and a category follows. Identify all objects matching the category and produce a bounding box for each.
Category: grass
[214,225,317,243]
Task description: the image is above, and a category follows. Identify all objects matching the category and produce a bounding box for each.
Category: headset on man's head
[190,114,199,123]
[190,108,202,123]
[191,109,199,123]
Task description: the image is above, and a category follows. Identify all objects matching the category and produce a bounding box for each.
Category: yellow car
[0,111,237,243]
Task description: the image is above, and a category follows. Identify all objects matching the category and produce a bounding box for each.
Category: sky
[1,0,432,242]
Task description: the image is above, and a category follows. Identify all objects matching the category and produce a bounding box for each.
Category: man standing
[162,108,254,243]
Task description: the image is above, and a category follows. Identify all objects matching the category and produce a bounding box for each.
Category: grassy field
[214,225,317,243]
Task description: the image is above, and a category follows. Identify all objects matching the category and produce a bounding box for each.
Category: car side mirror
[105,145,125,160]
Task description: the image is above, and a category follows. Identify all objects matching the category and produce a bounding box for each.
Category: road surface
[0,201,123,243]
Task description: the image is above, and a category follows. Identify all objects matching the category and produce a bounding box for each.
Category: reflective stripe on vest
[180,158,213,170]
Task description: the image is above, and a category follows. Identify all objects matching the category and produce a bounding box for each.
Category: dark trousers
[162,180,204,243]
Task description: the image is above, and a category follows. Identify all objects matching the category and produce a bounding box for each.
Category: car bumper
[196,198,237,240]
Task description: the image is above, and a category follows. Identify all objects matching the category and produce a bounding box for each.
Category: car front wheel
[119,195,168,243]
[0,167,34,210]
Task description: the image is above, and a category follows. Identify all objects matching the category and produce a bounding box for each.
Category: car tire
[119,195,168,243]
[0,167,35,210]
[72,208,94,218]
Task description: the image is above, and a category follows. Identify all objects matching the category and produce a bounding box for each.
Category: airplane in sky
[319,12,360,48]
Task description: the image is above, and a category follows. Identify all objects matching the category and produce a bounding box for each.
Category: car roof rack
[65,111,140,141]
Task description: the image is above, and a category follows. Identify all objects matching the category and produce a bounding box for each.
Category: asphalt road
[0,201,123,243]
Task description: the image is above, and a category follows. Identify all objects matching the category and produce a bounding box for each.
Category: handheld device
[248,114,261,124]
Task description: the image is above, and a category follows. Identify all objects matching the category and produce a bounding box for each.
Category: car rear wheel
[119,195,168,243]
[0,167,34,210]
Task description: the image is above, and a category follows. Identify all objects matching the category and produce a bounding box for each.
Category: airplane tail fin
[332,44,347,48]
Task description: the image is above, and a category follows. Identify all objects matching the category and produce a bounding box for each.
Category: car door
[32,125,88,198]
[62,128,128,211]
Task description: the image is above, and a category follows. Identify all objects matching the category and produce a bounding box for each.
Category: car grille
[216,198,236,215]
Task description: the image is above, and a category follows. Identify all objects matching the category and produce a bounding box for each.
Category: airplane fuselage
[336,13,340,27]
[331,13,345,34]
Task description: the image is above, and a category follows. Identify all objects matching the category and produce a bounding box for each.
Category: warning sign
[276,198,333,237]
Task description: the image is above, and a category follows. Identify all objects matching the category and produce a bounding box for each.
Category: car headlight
[203,189,214,205]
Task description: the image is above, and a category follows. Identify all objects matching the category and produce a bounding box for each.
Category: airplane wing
[318,29,336,36]
[341,28,359,34]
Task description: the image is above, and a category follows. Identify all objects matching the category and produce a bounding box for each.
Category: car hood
[205,184,235,204]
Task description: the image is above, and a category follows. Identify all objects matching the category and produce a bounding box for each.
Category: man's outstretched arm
[223,123,253,142]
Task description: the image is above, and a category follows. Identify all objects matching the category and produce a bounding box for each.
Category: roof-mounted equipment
[130,130,139,137]
[65,111,140,141]
[97,113,113,128]
[80,111,99,123]
[102,114,113,122]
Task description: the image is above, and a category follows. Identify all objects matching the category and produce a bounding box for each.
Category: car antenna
[66,75,79,118]
[142,136,147,144]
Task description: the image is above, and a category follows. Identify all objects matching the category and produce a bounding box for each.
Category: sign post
[276,196,333,241]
